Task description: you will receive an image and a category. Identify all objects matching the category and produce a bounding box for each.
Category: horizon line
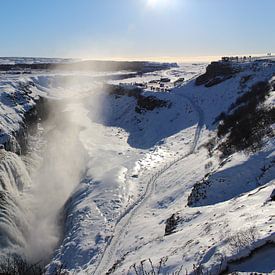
[1,52,272,63]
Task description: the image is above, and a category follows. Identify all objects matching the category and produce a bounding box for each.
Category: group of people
[221,56,253,62]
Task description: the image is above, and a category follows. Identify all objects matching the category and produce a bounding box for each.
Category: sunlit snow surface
[0,61,275,274]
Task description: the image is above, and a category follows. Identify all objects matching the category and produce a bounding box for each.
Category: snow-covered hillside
[0,60,274,274]
[47,60,274,274]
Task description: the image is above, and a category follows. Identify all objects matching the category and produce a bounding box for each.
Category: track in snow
[92,93,204,275]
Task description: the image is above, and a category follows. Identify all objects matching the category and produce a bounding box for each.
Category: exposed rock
[106,84,171,113]
[195,61,239,87]
[135,95,171,113]
[270,189,275,201]
[106,84,142,98]
[165,214,180,236]
[187,179,210,207]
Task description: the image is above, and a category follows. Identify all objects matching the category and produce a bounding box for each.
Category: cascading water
[0,151,31,256]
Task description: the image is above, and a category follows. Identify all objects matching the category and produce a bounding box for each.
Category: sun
[147,0,158,7]
[146,0,169,9]
[144,0,179,12]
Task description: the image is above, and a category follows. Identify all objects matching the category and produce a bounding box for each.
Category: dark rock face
[270,189,275,201]
[2,100,46,155]
[135,95,171,113]
[195,61,239,87]
[17,97,48,154]
[165,214,180,236]
[106,84,171,113]
[187,179,209,207]
[106,84,142,98]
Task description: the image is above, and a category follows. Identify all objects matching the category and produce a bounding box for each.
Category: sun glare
[146,0,170,9]
[147,0,158,7]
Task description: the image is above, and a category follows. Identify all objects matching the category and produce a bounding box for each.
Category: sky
[0,0,275,62]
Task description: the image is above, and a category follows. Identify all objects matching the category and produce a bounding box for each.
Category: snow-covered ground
[0,57,76,65]
[46,60,275,274]
[0,60,275,274]
[110,63,206,89]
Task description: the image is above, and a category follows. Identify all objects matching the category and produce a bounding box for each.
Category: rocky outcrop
[16,97,48,154]
[106,84,142,98]
[106,84,171,113]
[165,214,180,236]
[135,95,171,113]
[270,189,275,201]
[195,61,239,87]
[187,179,210,207]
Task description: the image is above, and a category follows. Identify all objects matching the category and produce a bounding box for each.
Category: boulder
[270,189,275,201]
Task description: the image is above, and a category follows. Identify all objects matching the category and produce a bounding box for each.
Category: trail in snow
[92,92,204,275]
[178,94,204,152]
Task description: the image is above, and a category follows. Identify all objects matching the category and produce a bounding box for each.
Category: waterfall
[0,150,31,257]
[0,151,32,193]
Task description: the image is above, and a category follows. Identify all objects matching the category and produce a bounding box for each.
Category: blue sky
[0,0,274,61]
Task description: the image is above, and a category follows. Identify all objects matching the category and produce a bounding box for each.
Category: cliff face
[0,79,48,155]
[195,61,239,87]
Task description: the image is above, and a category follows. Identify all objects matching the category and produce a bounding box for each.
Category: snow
[227,243,275,273]
[110,63,206,90]
[34,66,206,273]
[86,60,275,274]
[0,57,75,65]
[0,75,39,151]
[0,60,275,274]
